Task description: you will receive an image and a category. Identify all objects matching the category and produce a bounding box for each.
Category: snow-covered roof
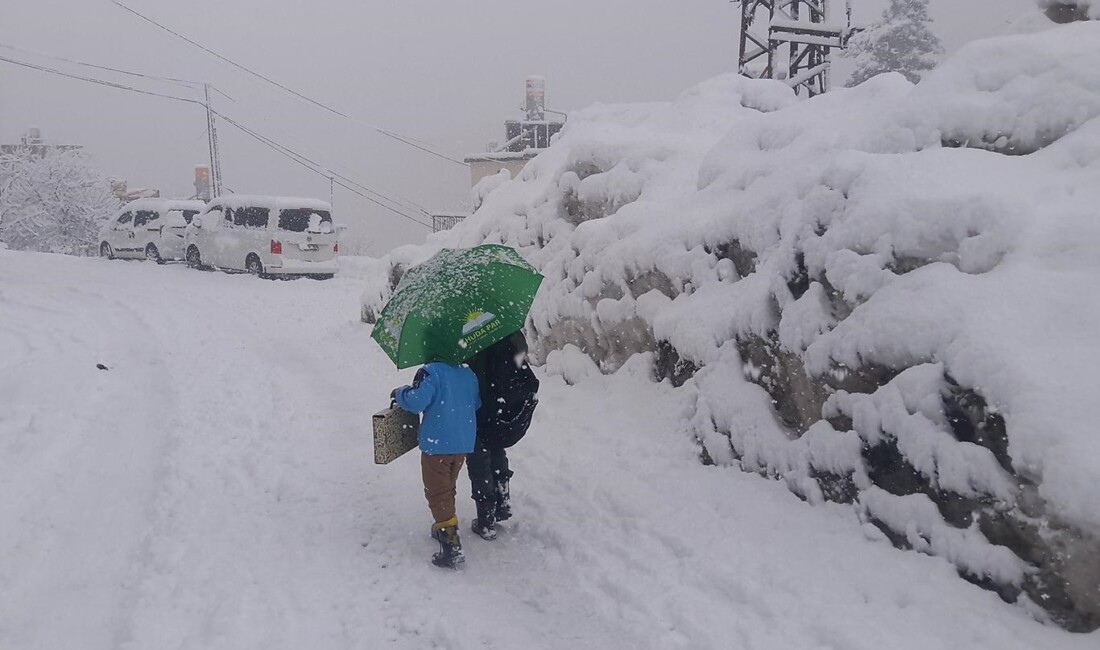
[162,200,206,212]
[203,195,331,213]
[116,198,205,215]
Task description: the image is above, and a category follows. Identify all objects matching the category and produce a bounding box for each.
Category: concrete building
[463,76,566,188]
[0,127,81,158]
[465,151,535,187]
[425,78,567,233]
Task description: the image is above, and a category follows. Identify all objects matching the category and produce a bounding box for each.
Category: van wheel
[246,254,267,278]
[186,246,204,270]
[145,244,163,264]
[100,242,114,260]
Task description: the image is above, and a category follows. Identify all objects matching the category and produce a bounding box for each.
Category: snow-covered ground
[1,250,1095,649]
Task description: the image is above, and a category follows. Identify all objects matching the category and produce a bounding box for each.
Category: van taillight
[334,242,339,254]
[270,240,282,254]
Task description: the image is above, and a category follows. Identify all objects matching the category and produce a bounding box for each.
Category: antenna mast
[736,0,858,97]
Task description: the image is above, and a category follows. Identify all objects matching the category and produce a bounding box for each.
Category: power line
[109,0,468,167]
[0,42,237,103]
[0,49,421,215]
[0,54,203,106]
[229,91,433,217]
[213,110,433,228]
[0,51,433,229]
[0,41,202,90]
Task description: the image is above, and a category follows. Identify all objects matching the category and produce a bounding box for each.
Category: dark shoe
[494,475,512,521]
[471,500,497,540]
[431,518,465,569]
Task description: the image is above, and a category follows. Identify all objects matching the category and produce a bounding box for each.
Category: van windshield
[279,209,332,233]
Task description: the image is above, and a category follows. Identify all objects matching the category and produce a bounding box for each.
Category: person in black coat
[465,330,539,540]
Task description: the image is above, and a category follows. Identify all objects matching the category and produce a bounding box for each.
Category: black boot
[494,473,513,521]
[471,499,497,540]
[430,518,465,569]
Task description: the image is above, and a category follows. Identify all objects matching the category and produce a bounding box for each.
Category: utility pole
[203,84,222,198]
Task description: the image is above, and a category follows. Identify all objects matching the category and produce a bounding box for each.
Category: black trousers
[467,436,511,504]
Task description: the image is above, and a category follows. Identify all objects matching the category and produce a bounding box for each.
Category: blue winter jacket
[394,362,480,455]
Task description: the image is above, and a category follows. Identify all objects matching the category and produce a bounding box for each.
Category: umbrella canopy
[371,244,544,369]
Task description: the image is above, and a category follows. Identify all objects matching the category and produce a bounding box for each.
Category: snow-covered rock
[363,23,1100,631]
[1036,0,1100,22]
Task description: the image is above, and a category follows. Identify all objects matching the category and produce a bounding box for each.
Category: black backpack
[472,332,540,449]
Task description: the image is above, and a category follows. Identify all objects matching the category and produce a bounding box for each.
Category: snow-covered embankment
[363,19,1100,631]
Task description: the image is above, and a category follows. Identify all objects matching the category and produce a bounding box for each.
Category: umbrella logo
[462,310,497,335]
[460,310,504,350]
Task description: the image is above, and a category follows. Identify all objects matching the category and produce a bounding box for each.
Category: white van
[98,199,205,263]
[184,195,339,279]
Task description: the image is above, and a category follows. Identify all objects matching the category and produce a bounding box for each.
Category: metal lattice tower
[737,0,856,97]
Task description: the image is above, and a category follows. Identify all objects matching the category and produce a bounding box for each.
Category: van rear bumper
[266,258,339,276]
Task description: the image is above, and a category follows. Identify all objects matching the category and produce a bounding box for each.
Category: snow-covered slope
[364,19,1100,630]
[3,251,1098,648]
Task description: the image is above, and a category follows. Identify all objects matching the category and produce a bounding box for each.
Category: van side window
[133,210,157,227]
[182,210,199,225]
[237,207,270,229]
[224,207,235,228]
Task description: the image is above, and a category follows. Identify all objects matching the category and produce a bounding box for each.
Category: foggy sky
[1,0,1038,254]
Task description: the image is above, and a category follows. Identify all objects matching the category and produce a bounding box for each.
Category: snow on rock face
[363,28,1100,631]
[544,344,602,385]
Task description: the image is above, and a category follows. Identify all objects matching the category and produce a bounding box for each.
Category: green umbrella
[371,244,544,369]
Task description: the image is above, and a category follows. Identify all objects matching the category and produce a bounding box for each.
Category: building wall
[469,158,530,187]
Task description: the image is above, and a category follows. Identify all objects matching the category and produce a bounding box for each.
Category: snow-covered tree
[0,149,119,256]
[844,0,944,87]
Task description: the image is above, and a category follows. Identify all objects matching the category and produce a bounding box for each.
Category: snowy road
[0,250,1093,649]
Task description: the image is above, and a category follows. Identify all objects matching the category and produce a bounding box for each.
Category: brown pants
[421,453,466,525]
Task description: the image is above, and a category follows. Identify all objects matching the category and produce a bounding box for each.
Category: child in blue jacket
[393,360,480,569]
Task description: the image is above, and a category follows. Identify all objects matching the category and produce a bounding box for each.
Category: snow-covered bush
[845,0,944,87]
[363,23,1100,631]
[0,149,119,255]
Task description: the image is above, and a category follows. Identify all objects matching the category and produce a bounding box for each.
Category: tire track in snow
[113,268,411,648]
[117,277,323,649]
[240,315,432,647]
[0,263,182,650]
